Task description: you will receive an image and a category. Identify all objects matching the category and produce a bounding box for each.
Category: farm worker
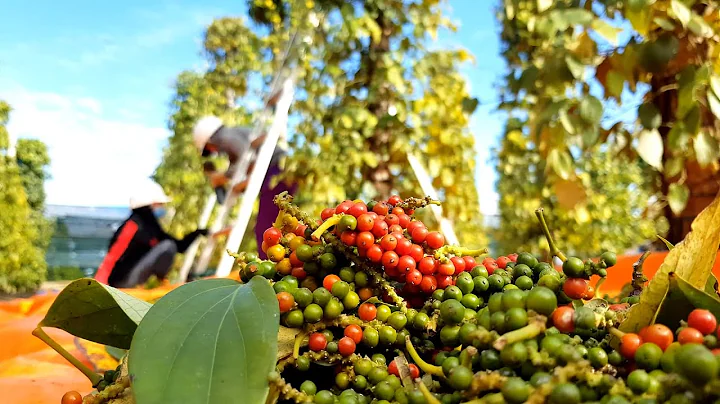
[192,93,297,260]
[94,179,208,288]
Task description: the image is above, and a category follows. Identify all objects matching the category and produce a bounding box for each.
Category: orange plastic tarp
[0,259,719,403]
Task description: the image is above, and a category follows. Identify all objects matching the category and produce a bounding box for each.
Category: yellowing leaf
[591,18,621,45]
[636,129,664,170]
[537,0,553,13]
[668,182,690,215]
[626,8,652,36]
[553,178,587,210]
[670,0,691,26]
[620,192,720,333]
[277,326,301,361]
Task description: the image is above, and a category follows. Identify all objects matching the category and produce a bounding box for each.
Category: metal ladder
[174,31,300,283]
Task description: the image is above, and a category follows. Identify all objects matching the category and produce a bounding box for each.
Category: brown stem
[630,252,650,297]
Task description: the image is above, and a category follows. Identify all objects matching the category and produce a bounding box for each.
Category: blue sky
[0,1,505,215]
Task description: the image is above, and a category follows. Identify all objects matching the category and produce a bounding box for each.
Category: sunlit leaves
[694,131,720,167]
[668,183,690,215]
[0,101,47,293]
[156,0,486,250]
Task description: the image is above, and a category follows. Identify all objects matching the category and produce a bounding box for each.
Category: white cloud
[3,85,169,208]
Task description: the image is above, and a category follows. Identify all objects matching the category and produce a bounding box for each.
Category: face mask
[153,207,167,219]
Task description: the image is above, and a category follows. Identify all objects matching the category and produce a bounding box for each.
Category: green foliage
[157,0,486,249]
[39,278,151,349]
[129,277,279,404]
[16,138,54,251]
[154,71,259,270]
[0,101,47,293]
[495,121,663,257]
[496,0,720,245]
[47,266,85,281]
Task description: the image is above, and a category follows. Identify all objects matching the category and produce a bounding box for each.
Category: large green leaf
[129,277,279,404]
[654,273,720,331]
[39,278,151,349]
[620,193,720,333]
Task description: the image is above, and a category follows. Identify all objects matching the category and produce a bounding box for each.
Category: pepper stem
[405,336,444,377]
[311,214,344,241]
[608,326,625,340]
[32,327,103,386]
[434,246,488,260]
[273,211,286,229]
[417,380,442,404]
[535,208,567,262]
[293,331,306,359]
[594,277,606,299]
[492,315,546,351]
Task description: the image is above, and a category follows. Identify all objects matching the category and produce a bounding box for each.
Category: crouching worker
[94,179,208,288]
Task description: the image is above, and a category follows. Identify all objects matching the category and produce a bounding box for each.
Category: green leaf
[668,182,690,215]
[537,0,553,13]
[606,70,625,99]
[684,106,701,136]
[670,0,691,26]
[657,235,675,251]
[636,129,664,170]
[688,14,714,38]
[579,96,603,124]
[547,149,574,180]
[591,18,621,45]
[106,346,127,361]
[655,273,720,330]
[705,274,720,297]
[559,109,576,135]
[707,91,720,119]
[461,97,479,114]
[694,131,720,166]
[39,278,151,349]
[668,123,690,150]
[129,277,279,404]
[620,193,720,333]
[559,9,594,27]
[664,156,684,178]
[653,17,675,31]
[709,76,720,98]
[638,103,662,130]
[565,55,585,79]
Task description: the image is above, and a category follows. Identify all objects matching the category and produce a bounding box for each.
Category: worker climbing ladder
[174,31,301,283]
[175,28,463,282]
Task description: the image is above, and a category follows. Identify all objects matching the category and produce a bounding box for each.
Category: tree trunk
[363,6,393,200]
[652,11,720,245]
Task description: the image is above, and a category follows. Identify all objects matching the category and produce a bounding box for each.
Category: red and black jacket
[94,207,203,287]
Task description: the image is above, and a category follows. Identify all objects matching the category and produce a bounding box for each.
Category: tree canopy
[496,0,720,246]
[0,101,47,293]
[16,138,54,252]
[155,0,487,256]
